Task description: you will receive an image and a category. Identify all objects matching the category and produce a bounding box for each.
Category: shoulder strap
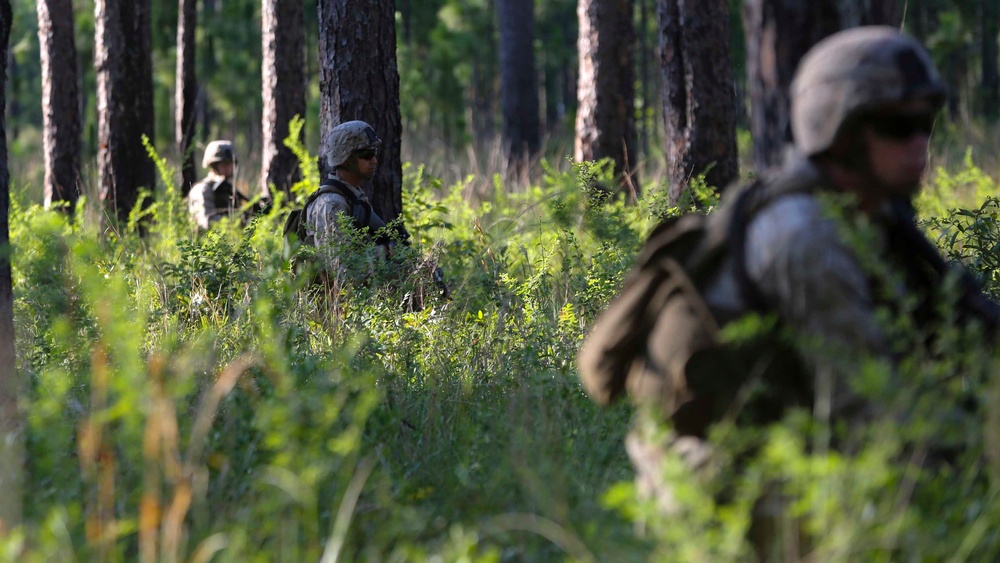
[307,179,372,230]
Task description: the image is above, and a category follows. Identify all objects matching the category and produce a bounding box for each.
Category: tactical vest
[191,177,249,220]
[303,179,374,242]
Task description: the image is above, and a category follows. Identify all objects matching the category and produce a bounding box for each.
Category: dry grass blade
[319,455,376,563]
[160,353,258,563]
[185,353,260,469]
[188,532,230,563]
[480,512,597,563]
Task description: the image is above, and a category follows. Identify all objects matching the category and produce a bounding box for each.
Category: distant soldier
[188,140,254,229]
[285,120,447,303]
[578,26,999,559]
[304,121,407,280]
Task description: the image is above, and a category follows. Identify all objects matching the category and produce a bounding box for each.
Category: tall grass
[8,133,1000,560]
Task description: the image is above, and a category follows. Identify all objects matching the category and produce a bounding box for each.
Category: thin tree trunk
[0,0,22,533]
[95,0,156,226]
[176,0,197,196]
[37,0,82,213]
[497,0,541,167]
[983,0,999,121]
[638,0,649,159]
[318,0,403,220]
[660,0,738,202]
[199,0,216,142]
[6,53,15,140]
[543,53,560,133]
[575,0,638,195]
[561,15,576,120]
[261,0,305,197]
[471,55,494,141]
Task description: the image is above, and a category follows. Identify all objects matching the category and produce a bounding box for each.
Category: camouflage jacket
[304,177,390,279]
[188,175,247,229]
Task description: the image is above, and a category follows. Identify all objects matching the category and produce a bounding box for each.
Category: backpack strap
[305,179,373,231]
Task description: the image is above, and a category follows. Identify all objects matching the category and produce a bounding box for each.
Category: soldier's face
[213,161,235,178]
[349,147,379,180]
[862,98,936,199]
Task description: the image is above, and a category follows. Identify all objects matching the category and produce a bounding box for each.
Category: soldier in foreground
[188,140,258,230]
[578,27,999,559]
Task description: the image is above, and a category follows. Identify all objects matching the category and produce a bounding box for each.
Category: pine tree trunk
[575,0,638,195]
[176,0,197,196]
[742,0,903,172]
[37,0,82,213]
[0,0,22,533]
[199,0,217,142]
[868,0,900,26]
[660,0,738,203]
[95,0,156,225]
[6,53,16,140]
[497,0,541,166]
[262,0,305,197]
[983,0,999,121]
[318,0,403,221]
[477,0,498,141]
[742,0,841,172]
[638,0,651,160]
[471,54,495,142]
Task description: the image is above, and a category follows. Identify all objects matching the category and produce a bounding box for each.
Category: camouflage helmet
[202,140,236,169]
[326,121,381,169]
[791,26,946,156]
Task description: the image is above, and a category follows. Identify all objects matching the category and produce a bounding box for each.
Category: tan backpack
[577,174,818,434]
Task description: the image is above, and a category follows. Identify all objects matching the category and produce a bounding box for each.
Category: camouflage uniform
[306,121,392,279]
[619,27,999,559]
[188,140,248,229]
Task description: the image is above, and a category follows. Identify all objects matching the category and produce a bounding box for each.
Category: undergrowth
[8,137,1000,561]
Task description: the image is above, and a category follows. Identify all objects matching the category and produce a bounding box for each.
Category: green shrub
[8,145,1000,560]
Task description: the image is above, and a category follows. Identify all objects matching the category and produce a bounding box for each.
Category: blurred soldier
[579,26,999,559]
[188,140,253,229]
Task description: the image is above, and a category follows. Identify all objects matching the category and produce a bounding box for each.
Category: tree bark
[834,0,900,27]
[199,0,217,142]
[742,0,903,172]
[742,0,841,172]
[497,0,541,166]
[983,0,999,121]
[660,0,738,203]
[0,0,22,533]
[318,0,403,221]
[575,0,638,195]
[176,0,197,196]
[95,0,156,225]
[37,0,82,213]
[473,0,498,142]
[261,0,305,198]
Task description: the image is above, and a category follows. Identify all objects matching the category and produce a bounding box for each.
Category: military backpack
[577,174,819,435]
[282,179,373,257]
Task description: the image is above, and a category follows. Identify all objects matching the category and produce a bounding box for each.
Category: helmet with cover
[791,26,946,156]
[202,140,236,169]
[327,121,382,169]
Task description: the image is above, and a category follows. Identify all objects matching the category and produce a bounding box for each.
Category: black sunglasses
[867,112,936,140]
[354,148,378,160]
